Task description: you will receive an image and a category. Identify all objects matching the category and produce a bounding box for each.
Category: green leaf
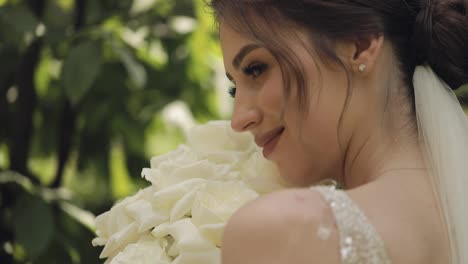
[62,41,102,105]
[59,201,96,232]
[130,0,158,15]
[12,193,54,260]
[112,42,147,89]
[456,84,468,97]
[456,84,468,106]
[34,235,74,264]
[0,171,34,194]
[0,5,38,34]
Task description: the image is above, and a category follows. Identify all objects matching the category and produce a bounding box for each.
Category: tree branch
[51,100,75,188]
[8,0,46,181]
[0,74,15,147]
[51,0,87,188]
[9,39,42,182]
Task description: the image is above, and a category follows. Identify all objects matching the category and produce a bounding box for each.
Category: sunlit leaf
[169,16,198,34]
[154,0,175,17]
[136,40,168,69]
[110,140,135,199]
[57,0,73,11]
[0,144,8,168]
[130,0,157,15]
[0,171,34,193]
[121,27,149,49]
[456,84,468,97]
[456,84,468,107]
[62,41,102,105]
[34,48,62,98]
[145,113,186,157]
[12,193,54,259]
[112,42,147,89]
[60,201,96,232]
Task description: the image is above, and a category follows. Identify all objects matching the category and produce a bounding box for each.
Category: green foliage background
[0,0,224,263]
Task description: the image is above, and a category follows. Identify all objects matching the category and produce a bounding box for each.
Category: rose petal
[241,151,286,194]
[188,121,255,153]
[109,235,172,264]
[125,200,169,232]
[170,189,198,222]
[199,223,225,247]
[152,218,214,251]
[100,223,140,259]
[151,179,206,213]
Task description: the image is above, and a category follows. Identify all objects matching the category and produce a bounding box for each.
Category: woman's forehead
[220,23,250,47]
[219,24,257,64]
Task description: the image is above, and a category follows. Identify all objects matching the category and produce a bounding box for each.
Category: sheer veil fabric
[413,66,468,264]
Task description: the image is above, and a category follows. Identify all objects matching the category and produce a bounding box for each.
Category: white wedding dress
[312,185,392,264]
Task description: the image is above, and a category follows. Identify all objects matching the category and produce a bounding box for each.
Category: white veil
[413,66,468,264]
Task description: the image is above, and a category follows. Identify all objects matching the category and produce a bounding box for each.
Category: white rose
[93,187,156,259]
[187,121,256,166]
[152,218,215,253]
[109,235,172,264]
[241,151,288,194]
[187,120,255,154]
[93,120,288,264]
[150,178,207,222]
[142,145,238,189]
[125,197,169,232]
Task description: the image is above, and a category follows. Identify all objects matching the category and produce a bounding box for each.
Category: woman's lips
[261,128,284,159]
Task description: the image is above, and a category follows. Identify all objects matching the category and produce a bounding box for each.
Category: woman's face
[220,23,354,187]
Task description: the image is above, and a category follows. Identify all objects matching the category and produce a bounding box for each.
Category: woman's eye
[228,87,236,98]
[227,63,267,98]
[243,63,267,79]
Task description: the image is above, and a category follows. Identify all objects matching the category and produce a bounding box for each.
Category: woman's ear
[351,35,385,74]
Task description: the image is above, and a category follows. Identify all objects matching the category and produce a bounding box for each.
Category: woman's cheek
[258,70,285,112]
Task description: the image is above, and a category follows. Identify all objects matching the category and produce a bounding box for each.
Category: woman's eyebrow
[232,44,261,69]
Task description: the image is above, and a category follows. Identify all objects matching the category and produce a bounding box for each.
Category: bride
[210,0,468,263]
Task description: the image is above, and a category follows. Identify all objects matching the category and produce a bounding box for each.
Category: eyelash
[228,63,268,98]
[228,87,236,98]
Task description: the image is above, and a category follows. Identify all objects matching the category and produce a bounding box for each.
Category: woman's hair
[209,0,468,109]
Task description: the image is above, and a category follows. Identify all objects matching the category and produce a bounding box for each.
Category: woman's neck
[342,127,427,189]
[341,62,427,189]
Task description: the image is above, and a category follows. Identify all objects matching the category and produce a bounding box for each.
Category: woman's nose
[231,104,261,132]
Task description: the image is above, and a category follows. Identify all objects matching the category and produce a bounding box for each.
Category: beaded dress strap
[312,186,392,264]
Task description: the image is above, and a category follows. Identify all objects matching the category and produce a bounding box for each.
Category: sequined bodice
[313,186,392,264]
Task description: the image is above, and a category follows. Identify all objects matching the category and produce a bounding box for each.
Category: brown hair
[209,0,468,109]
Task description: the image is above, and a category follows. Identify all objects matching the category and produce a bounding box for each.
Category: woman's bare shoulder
[221,188,341,264]
[221,177,449,264]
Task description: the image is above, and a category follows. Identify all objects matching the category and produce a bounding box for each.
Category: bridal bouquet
[92,121,287,264]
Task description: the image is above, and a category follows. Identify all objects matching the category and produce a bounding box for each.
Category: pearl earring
[358,64,367,72]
